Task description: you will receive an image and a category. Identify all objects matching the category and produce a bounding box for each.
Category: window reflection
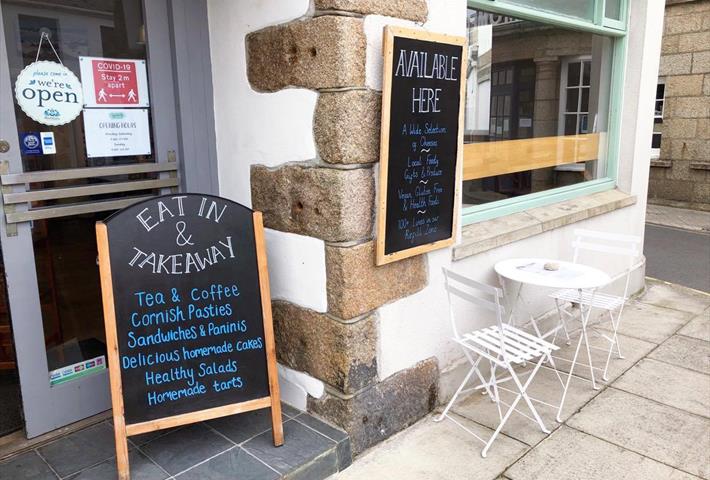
[463,9,613,207]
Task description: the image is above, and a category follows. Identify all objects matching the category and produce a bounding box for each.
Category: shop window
[463,8,614,208]
[502,0,595,22]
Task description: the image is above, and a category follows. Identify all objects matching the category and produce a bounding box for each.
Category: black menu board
[376,27,466,265]
[97,194,280,427]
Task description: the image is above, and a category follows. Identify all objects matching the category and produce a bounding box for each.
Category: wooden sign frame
[96,211,283,480]
[376,26,467,265]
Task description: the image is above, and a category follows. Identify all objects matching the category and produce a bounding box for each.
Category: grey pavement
[643,203,710,293]
[0,403,351,480]
[645,204,710,232]
[330,279,710,480]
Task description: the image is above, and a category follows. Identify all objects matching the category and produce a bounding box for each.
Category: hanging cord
[34,31,63,64]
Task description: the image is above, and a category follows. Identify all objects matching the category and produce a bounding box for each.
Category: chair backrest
[571,228,641,298]
[442,268,506,361]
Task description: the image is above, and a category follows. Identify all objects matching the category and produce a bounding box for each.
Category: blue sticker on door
[19,132,42,155]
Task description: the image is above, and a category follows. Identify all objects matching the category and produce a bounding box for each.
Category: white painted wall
[207,0,328,314]
[371,0,662,388]
[207,0,662,406]
[207,0,329,405]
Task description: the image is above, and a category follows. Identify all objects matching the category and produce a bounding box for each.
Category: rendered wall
[207,0,662,455]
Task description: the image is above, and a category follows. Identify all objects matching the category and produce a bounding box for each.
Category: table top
[494,257,611,290]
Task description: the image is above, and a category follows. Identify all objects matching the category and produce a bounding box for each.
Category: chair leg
[510,356,550,434]
[554,300,571,346]
[602,309,624,381]
[481,389,524,458]
[580,303,599,390]
[610,309,624,359]
[435,358,481,422]
[482,356,548,457]
[556,325,586,423]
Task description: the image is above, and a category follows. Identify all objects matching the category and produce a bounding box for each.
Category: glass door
[0,0,180,438]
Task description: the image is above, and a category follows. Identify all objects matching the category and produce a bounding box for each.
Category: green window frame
[462,0,628,226]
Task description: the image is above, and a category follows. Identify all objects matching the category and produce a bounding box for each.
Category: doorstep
[0,403,351,480]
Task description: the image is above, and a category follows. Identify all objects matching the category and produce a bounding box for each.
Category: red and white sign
[79,56,149,108]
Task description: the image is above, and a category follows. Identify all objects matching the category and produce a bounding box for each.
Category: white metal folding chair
[435,268,559,457]
[549,229,641,384]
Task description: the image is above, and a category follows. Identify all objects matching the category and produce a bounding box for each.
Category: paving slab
[568,388,710,478]
[331,414,528,480]
[68,449,168,480]
[612,358,710,418]
[597,301,692,344]
[648,335,710,375]
[175,447,279,480]
[37,422,116,477]
[139,423,233,476]
[0,451,58,480]
[243,419,338,478]
[645,204,710,233]
[678,308,710,342]
[640,279,710,315]
[550,331,656,385]
[505,426,698,480]
[452,367,596,445]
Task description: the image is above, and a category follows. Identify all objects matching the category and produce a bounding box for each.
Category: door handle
[0,140,10,153]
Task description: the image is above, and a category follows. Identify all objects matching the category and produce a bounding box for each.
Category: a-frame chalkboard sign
[96,194,283,480]
[376,26,466,265]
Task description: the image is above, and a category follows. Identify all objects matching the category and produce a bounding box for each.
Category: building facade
[0,0,664,458]
[649,0,710,209]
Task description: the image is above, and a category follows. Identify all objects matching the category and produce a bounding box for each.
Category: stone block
[678,31,710,53]
[272,301,378,393]
[704,74,710,95]
[246,16,365,92]
[665,74,704,97]
[308,358,438,455]
[670,139,710,160]
[693,181,710,203]
[251,164,374,243]
[659,53,692,76]
[661,34,679,55]
[664,13,703,35]
[697,118,710,139]
[662,118,698,140]
[325,241,427,319]
[691,50,710,73]
[314,0,427,22]
[314,90,381,165]
[667,96,710,118]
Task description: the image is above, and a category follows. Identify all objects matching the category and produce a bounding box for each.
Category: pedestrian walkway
[330,278,710,480]
[0,403,351,479]
[646,203,710,232]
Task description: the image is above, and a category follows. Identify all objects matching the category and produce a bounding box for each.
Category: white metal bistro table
[494,257,611,421]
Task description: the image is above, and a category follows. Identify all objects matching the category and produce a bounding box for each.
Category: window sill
[453,189,636,261]
[650,158,671,168]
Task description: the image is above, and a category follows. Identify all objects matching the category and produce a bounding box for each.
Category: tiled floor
[0,403,351,480]
[332,279,710,480]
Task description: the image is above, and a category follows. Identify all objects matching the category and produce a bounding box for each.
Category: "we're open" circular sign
[15,61,83,126]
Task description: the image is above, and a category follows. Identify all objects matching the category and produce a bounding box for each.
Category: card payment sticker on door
[40,132,56,154]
